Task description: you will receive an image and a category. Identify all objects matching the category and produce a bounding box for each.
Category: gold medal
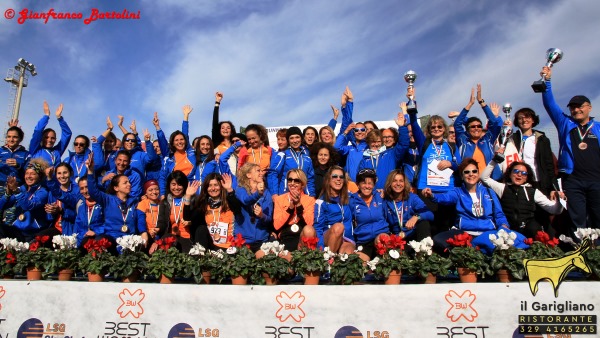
[18,214,25,221]
[291,224,300,233]
[579,142,588,150]
[121,225,129,233]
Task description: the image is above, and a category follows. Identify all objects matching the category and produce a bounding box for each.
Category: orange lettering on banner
[445,290,478,322]
[275,291,306,323]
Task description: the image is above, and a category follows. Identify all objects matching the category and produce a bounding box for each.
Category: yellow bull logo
[523,238,591,297]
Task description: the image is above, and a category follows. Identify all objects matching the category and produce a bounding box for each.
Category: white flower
[210,250,224,259]
[367,257,380,271]
[388,249,400,259]
[116,235,145,252]
[356,245,363,252]
[408,240,419,251]
[340,253,349,261]
[226,247,237,255]
[189,243,206,256]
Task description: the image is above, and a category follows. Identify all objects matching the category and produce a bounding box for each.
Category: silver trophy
[499,103,513,146]
[531,48,563,93]
[404,70,417,112]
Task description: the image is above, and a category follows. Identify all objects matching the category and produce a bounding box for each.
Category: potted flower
[560,228,600,279]
[367,234,410,284]
[0,238,28,278]
[330,248,366,285]
[524,231,563,259]
[291,237,328,285]
[188,244,224,284]
[14,235,51,280]
[488,229,526,282]
[46,234,80,281]
[147,237,188,283]
[111,235,148,282]
[446,233,490,282]
[407,237,452,284]
[221,234,256,285]
[256,241,290,285]
[79,237,114,282]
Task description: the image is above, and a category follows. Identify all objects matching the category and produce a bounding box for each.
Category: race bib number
[208,222,229,244]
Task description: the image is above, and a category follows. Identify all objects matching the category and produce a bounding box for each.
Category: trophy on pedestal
[499,103,513,146]
[404,70,417,113]
[531,48,563,93]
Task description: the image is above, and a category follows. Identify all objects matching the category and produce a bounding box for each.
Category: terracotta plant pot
[26,267,43,281]
[231,275,248,285]
[160,274,174,284]
[262,273,278,285]
[423,273,437,284]
[58,269,74,281]
[87,272,104,282]
[123,270,140,283]
[385,269,401,285]
[303,271,320,285]
[457,267,478,283]
[496,269,512,283]
[201,271,211,284]
[3,274,14,280]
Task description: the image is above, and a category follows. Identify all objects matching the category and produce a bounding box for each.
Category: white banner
[0,280,597,337]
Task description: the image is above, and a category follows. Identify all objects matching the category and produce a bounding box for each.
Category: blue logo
[18,318,43,338]
[168,323,194,338]
[334,326,363,338]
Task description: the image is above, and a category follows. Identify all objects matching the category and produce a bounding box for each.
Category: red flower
[446,233,473,248]
[156,237,177,252]
[527,231,558,247]
[524,238,533,245]
[83,238,112,257]
[35,235,50,244]
[5,252,16,265]
[375,234,406,255]
[29,241,40,252]
[301,237,319,250]
[228,234,246,248]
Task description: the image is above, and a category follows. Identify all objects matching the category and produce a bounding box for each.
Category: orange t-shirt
[238,146,271,172]
[173,151,193,176]
[471,145,486,174]
[272,193,316,230]
[136,199,159,235]
[169,201,190,239]
[205,207,235,248]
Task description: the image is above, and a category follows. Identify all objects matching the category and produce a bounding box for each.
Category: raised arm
[540,66,567,129]
[454,87,475,147]
[153,112,169,157]
[29,102,52,153]
[211,92,223,144]
[55,104,72,156]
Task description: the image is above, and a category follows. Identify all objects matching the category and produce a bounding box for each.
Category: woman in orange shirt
[272,169,317,251]
[183,173,240,249]
[136,180,161,244]
[157,171,193,252]
[238,124,273,175]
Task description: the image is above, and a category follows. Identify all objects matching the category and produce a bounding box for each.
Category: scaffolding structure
[2,58,36,144]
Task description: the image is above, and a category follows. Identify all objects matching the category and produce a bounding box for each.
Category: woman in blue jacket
[86,156,148,248]
[314,165,354,254]
[422,158,526,255]
[234,163,272,252]
[349,169,390,260]
[63,135,91,182]
[29,101,72,168]
[41,163,80,239]
[357,108,410,190]
[383,169,432,241]
[0,159,50,241]
[71,176,105,248]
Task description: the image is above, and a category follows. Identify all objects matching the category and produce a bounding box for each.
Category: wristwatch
[478,99,485,104]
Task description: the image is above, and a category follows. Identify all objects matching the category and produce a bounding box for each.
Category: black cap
[232,133,247,143]
[286,126,302,141]
[567,95,591,107]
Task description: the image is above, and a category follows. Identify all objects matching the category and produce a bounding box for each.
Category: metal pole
[11,66,25,121]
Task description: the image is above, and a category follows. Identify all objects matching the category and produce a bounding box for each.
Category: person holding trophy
[540,63,600,230]
[454,85,503,180]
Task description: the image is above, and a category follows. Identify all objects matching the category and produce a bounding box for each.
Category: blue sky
[1,0,599,153]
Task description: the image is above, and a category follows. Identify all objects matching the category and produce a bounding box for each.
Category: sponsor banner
[0,281,597,337]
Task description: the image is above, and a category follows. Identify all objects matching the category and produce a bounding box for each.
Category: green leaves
[291,247,328,276]
[330,253,365,285]
[490,247,526,280]
[110,251,148,279]
[257,254,291,280]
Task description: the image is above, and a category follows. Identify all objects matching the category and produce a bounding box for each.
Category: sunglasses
[354,128,366,132]
[124,139,136,143]
[448,131,456,134]
[468,124,483,129]
[358,169,376,175]
[462,169,479,175]
[512,169,528,176]
[430,125,444,130]
[331,174,344,179]
[73,142,85,147]
[287,178,302,184]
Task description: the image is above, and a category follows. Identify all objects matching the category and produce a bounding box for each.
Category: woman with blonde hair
[234,162,272,252]
[272,169,316,251]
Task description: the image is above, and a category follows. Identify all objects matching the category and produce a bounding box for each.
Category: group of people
[0,65,595,261]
